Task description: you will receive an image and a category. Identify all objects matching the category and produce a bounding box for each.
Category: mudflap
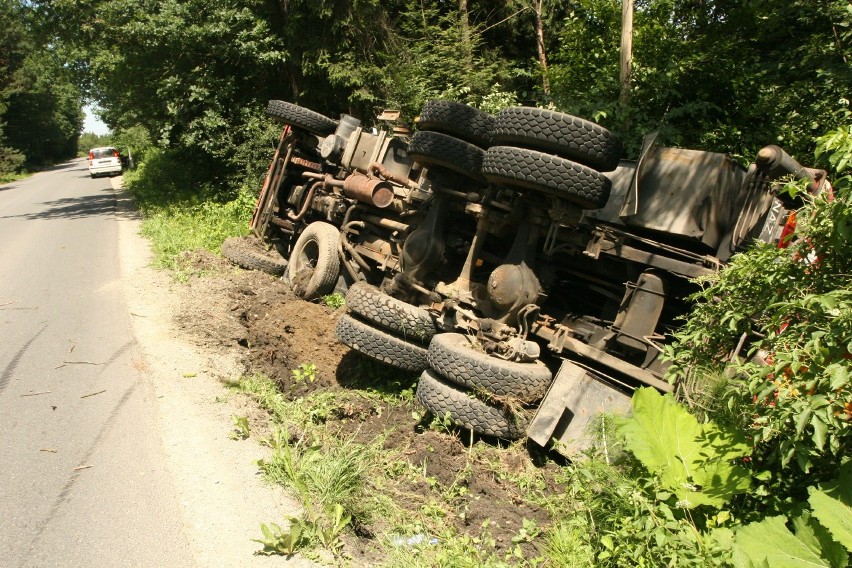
[527,359,632,457]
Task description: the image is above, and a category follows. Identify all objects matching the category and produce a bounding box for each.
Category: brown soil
[172,249,561,564]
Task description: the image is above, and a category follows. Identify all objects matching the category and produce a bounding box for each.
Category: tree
[548,0,852,160]
[0,0,82,172]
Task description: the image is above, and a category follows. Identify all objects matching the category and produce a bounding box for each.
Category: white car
[87,147,122,178]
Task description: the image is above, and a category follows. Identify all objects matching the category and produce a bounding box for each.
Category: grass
[122,149,256,272]
[0,171,30,184]
[260,429,372,517]
[233,371,572,565]
[321,292,346,310]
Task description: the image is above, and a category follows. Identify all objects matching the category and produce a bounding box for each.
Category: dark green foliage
[549,0,852,160]
[550,457,734,566]
[0,0,82,172]
[15,0,852,184]
[666,130,852,517]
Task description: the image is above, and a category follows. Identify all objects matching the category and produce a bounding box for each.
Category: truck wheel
[335,314,428,372]
[221,236,288,276]
[266,100,338,136]
[345,282,438,344]
[286,222,340,300]
[408,131,486,183]
[418,100,496,148]
[491,106,622,172]
[416,369,529,440]
[427,333,552,403]
[482,146,611,209]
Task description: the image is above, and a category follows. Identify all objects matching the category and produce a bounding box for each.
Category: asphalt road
[0,160,194,567]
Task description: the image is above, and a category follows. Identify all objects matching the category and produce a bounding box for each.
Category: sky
[83,105,110,135]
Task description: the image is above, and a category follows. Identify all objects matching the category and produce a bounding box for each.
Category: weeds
[123,149,255,271]
[259,430,370,514]
[379,522,516,568]
[291,362,317,383]
[321,293,345,310]
[256,428,373,557]
[256,505,351,559]
[0,171,29,184]
[254,520,311,556]
[229,415,250,440]
[232,370,569,564]
[236,373,389,431]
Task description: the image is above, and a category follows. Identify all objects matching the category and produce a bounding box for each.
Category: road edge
[109,175,313,567]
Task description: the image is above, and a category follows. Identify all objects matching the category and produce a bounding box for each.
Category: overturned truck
[234,99,828,456]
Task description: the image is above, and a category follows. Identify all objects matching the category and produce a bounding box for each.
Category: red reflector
[777,211,797,249]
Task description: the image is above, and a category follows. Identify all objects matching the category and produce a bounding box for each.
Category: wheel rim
[289,238,320,296]
[293,238,319,274]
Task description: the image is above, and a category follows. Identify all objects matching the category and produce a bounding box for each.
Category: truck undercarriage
[227,99,828,455]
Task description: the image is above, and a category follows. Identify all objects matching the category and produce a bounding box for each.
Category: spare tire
[408,130,486,183]
[482,146,611,209]
[418,100,496,148]
[285,222,340,301]
[427,333,552,403]
[491,106,622,172]
[335,314,428,372]
[221,236,288,276]
[345,282,438,344]
[415,369,529,440]
[266,100,338,136]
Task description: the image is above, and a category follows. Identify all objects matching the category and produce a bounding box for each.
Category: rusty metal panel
[380,137,414,180]
[527,360,632,457]
[584,159,636,224]
[619,146,747,250]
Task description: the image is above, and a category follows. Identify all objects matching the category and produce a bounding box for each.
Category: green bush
[666,127,852,509]
[123,148,256,268]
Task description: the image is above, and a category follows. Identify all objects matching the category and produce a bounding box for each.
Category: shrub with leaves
[666,127,852,505]
[542,388,761,566]
[732,463,852,567]
[620,388,752,509]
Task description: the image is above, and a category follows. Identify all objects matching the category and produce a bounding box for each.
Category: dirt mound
[173,251,558,561]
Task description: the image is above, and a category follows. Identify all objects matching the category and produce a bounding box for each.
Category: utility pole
[620,0,633,109]
[533,0,551,96]
[460,0,473,74]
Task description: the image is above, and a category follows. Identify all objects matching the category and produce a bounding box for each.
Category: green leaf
[812,417,828,450]
[820,462,852,505]
[734,516,832,567]
[620,388,751,508]
[620,388,703,493]
[691,458,753,508]
[809,489,852,552]
[792,513,849,568]
[797,408,814,436]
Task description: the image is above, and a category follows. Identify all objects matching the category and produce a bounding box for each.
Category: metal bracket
[583,230,606,259]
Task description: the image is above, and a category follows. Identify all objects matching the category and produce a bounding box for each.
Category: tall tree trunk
[620,0,633,109]
[459,0,473,75]
[532,0,550,96]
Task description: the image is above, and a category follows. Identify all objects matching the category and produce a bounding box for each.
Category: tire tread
[416,369,529,439]
[492,106,622,171]
[221,236,287,275]
[266,100,338,135]
[335,314,428,372]
[482,146,611,209]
